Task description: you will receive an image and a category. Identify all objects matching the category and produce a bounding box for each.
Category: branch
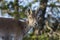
[47,5,60,7]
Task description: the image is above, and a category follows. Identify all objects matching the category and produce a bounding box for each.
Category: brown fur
[0,17,29,40]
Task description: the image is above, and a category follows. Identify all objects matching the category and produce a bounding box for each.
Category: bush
[23,33,60,40]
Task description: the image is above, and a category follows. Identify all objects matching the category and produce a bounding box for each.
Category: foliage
[0,0,60,39]
[23,33,60,40]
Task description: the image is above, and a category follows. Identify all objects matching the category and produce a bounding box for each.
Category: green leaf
[20,12,27,18]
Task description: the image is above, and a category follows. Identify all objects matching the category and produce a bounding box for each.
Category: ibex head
[25,8,38,27]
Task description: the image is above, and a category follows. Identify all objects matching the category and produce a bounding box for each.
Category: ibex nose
[34,22,38,27]
[30,22,38,27]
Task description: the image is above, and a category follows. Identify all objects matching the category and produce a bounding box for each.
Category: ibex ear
[25,9,29,16]
[30,9,32,14]
[27,9,32,15]
[25,9,32,16]
[25,10,30,16]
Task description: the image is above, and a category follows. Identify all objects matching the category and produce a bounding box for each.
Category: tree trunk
[38,0,48,35]
[33,0,48,35]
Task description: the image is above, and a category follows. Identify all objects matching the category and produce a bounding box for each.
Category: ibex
[0,9,37,40]
[0,18,26,40]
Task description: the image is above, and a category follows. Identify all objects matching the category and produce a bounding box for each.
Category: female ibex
[0,8,37,40]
